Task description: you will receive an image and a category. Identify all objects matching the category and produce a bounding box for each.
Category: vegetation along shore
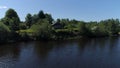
[0,8,120,43]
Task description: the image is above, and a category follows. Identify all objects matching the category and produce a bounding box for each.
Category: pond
[0,37,120,68]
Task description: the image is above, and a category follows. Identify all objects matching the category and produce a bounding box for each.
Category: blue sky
[0,0,120,21]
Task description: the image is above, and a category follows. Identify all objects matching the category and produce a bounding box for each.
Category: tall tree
[78,22,89,36]
[45,14,53,24]
[25,13,32,28]
[3,8,20,31]
[38,10,46,19]
[30,19,52,40]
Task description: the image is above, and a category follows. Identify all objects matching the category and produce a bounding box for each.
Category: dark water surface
[0,37,120,68]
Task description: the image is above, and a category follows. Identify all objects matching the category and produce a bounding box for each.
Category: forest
[0,8,120,43]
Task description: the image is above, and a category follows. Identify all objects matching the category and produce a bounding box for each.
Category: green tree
[99,19,120,36]
[60,19,69,28]
[45,14,53,24]
[25,13,32,28]
[2,8,20,31]
[0,22,10,43]
[98,22,108,36]
[31,14,39,24]
[78,22,91,36]
[30,19,53,40]
[19,22,27,30]
[38,10,46,19]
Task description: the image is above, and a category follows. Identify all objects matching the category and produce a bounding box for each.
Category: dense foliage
[0,8,120,43]
[1,8,20,31]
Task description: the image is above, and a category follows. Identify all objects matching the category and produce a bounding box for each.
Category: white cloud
[0,6,8,9]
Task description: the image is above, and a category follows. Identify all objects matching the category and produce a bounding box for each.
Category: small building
[52,22,63,29]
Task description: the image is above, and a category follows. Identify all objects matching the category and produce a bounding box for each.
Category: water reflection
[0,43,21,68]
[34,41,54,59]
[33,40,76,59]
[0,37,119,68]
[0,43,21,60]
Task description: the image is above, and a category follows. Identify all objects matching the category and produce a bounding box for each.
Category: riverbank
[1,34,119,45]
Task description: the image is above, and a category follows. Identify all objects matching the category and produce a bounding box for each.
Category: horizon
[0,0,120,22]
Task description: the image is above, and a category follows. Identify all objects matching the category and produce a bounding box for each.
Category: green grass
[55,28,79,32]
[17,29,35,33]
[16,29,36,36]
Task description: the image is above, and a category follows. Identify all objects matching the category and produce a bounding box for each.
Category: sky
[0,0,120,21]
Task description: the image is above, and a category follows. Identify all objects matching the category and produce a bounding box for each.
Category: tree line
[0,8,120,43]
